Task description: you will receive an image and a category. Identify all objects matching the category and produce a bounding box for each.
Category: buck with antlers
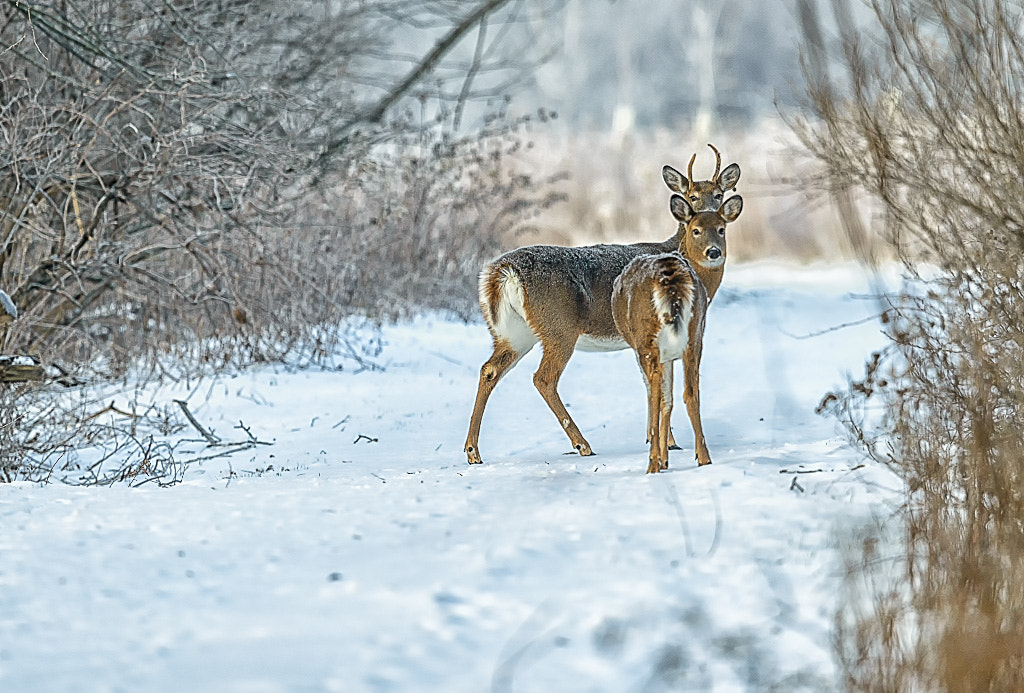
[612,195,743,472]
[464,145,740,465]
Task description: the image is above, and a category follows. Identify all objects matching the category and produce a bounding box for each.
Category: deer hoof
[465,446,483,465]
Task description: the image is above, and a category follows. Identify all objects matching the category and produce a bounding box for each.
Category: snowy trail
[0,263,901,692]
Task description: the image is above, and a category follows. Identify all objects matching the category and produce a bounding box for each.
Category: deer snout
[706,246,722,261]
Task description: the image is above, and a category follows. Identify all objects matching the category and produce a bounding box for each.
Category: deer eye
[718,227,725,237]
[714,193,723,200]
[689,195,698,202]
[693,228,702,236]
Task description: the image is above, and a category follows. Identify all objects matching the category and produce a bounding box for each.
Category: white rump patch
[653,285,693,363]
[652,286,673,324]
[657,305,692,362]
[485,266,539,354]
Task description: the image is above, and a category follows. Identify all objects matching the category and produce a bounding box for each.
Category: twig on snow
[779,464,866,474]
[174,399,220,444]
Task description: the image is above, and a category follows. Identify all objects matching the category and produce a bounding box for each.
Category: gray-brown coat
[463,145,741,465]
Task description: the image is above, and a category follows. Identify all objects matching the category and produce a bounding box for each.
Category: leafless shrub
[287,111,566,324]
[2,1,302,374]
[3,387,271,486]
[1,0,552,370]
[0,0,563,482]
[795,0,1024,688]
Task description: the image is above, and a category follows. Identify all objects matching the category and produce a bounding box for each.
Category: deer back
[611,252,708,361]
[479,239,675,348]
[477,145,740,352]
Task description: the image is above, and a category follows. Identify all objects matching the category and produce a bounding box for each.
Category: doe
[611,194,743,472]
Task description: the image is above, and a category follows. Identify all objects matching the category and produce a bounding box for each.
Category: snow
[0,264,903,692]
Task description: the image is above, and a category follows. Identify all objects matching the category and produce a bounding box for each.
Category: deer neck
[693,263,723,302]
[669,226,724,302]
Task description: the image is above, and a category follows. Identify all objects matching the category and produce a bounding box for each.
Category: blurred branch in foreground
[794,0,1024,689]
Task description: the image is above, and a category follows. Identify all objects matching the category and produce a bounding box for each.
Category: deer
[464,145,740,465]
[611,194,743,473]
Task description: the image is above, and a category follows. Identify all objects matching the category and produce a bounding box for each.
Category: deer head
[669,194,743,270]
[662,144,741,213]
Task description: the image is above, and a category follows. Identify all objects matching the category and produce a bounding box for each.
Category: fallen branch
[0,355,44,383]
[234,420,270,445]
[84,400,139,422]
[174,399,220,444]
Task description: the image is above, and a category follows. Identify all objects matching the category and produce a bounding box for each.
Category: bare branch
[321,0,514,162]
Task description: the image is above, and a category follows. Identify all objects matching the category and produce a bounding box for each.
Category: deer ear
[662,165,687,193]
[718,163,741,192]
[670,194,695,222]
[720,195,743,222]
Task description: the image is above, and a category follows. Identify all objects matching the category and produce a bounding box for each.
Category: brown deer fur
[463,146,741,465]
[610,193,743,472]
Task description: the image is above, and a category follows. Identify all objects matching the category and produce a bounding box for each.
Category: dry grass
[796,0,1024,688]
[503,116,880,264]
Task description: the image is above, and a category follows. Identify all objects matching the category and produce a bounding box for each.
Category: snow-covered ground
[0,263,902,692]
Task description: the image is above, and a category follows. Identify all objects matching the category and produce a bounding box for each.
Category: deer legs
[641,358,681,451]
[465,336,594,465]
[637,345,711,473]
[465,340,525,464]
[682,345,712,466]
[638,346,669,474]
[664,361,681,450]
[532,339,594,457]
[467,337,709,468]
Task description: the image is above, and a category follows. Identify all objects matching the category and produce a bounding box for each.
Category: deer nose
[706,246,722,261]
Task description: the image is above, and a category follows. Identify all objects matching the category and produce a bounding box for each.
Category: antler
[687,153,696,183]
[708,143,721,183]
